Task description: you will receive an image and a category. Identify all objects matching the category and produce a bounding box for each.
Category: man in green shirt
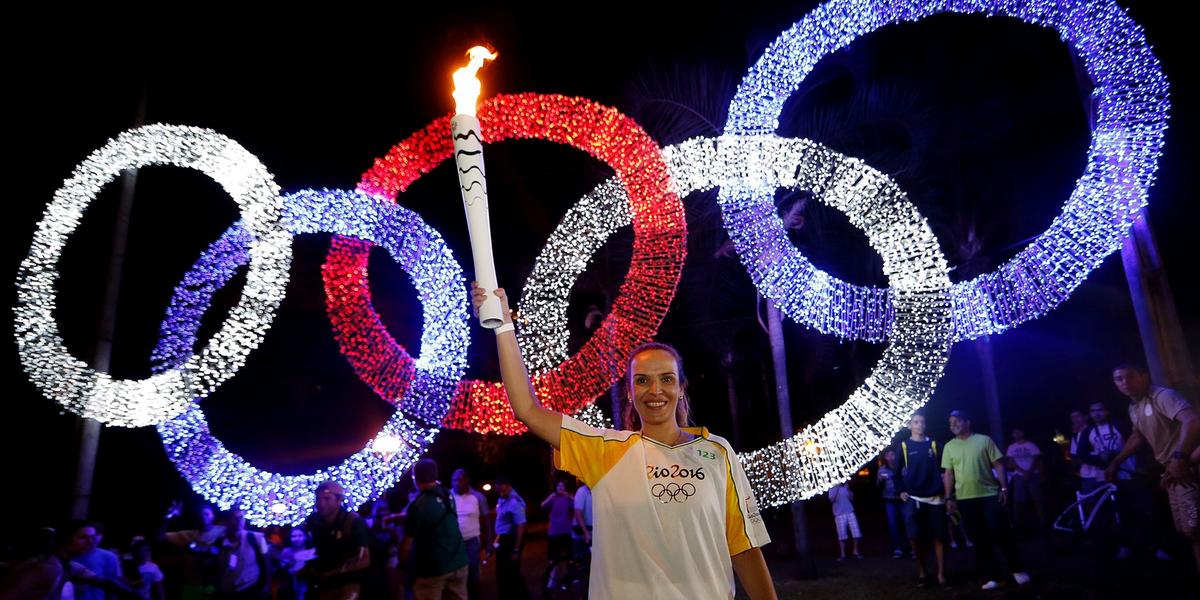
[302,481,372,600]
[401,458,469,599]
[942,410,1030,591]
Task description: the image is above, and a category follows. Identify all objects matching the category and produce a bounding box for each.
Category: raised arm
[473,283,563,448]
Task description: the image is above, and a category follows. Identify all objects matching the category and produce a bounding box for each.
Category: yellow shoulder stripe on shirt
[712,440,754,555]
[556,422,640,489]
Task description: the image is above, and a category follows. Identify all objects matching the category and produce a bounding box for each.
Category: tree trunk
[765,299,816,579]
[71,87,146,519]
[1121,211,1197,398]
[973,336,1005,445]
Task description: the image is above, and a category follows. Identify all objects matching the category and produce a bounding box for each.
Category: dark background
[3,2,1194,544]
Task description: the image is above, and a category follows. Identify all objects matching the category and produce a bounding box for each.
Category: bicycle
[1052,482,1120,537]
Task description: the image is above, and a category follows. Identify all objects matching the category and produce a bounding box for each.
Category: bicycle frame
[1053,482,1119,534]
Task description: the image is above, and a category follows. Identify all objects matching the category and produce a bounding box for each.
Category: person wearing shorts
[1107,364,1200,573]
[897,413,948,587]
[828,483,861,560]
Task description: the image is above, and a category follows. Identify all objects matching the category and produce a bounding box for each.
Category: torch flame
[452,46,498,116]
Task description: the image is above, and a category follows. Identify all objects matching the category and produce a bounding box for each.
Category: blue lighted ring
[722,0,1169,342]
[151,188,467,525]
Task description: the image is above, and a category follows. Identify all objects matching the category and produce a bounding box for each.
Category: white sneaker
[980,580,1000,590]
[1012,572,1031,586]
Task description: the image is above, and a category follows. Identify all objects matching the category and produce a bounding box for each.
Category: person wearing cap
[300,481,371,600]
[942,409,1030,590]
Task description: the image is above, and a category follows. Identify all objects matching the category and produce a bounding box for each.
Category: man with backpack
[213,509,270,600]
[896,413,947,588]
[400,459,469,600]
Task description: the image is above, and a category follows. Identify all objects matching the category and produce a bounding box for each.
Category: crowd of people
[827,362,1199,591]
[0,463,594,600]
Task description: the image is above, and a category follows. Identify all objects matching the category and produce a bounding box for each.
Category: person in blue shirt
[74,523,120,600]
[492,475,529,600]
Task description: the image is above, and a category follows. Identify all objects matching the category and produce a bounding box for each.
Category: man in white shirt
[1073,400,1147,559]
[1005,428,1044,528]
[450,469,490,600]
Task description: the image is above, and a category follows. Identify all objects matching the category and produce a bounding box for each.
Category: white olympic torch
[451,46,504,328]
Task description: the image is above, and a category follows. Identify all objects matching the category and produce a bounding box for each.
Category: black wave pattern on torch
[454,130,483,144]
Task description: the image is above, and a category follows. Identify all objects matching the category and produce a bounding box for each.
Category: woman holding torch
[470,284,778,600]
[450,44,775,600]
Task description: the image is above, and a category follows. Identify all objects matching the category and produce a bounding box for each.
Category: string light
[151,188,466,525]
[329,93,687,435]
[571,401,614,430]
[14,0,1168,509]
[723,0,1169,343]
[14,125,292,427]
[716,139,953,505]
[157,403,435,526]
[517,133,953,502]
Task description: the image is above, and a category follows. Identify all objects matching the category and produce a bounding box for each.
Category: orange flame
[452,46,498,116]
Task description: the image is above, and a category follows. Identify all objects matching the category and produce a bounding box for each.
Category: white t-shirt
[1087,424,1134,481]
[1006,441,1041,475]
[556,416,770,600]
[135,562,164,600]
[453,490,482,540]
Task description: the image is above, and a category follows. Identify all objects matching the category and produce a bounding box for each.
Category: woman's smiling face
[629,348,682,429]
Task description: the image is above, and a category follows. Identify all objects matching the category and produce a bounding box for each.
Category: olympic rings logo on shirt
[651,483,698,504]
[13,0,1168,521]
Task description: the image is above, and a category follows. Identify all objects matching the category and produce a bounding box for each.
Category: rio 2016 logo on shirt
[647,464,706,480]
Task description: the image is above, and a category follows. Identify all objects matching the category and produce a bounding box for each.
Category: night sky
[4,2,1195,542]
